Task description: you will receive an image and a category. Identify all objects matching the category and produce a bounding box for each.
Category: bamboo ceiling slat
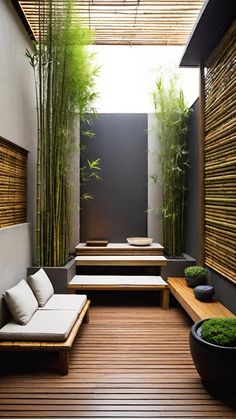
[17,0,204,45]
[204,20,236,284]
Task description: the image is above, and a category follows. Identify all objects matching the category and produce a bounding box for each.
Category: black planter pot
[185,275,207,288]
[189,319,236,400]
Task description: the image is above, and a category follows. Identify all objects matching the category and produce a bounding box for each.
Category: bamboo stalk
[31,0,98,266]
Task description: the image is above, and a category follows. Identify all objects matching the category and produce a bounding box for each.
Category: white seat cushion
[41,294,87,314]
[28,268,54,307]
[3,279,38,325]
[0,310,78,342]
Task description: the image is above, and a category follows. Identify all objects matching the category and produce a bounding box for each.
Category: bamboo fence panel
[204,20,236,283]
[0,138,27,228]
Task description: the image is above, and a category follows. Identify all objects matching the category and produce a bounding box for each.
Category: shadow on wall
[0,224,32,328]
[208,270,236,314]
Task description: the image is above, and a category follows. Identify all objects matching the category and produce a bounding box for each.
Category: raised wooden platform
[1,306,236,417]
[75,255,167,266]
[76,242,164,256]
[167,277,235,322]
[68,275,169,309]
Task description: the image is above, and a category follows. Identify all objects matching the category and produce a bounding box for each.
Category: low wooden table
[68,275,170,309]
[167,277,235,321]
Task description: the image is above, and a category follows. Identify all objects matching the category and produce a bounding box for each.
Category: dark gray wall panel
[209,270,236,315]
[80,114,147,243]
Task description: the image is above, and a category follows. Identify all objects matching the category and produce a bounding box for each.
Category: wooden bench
[167,277,234,322]
[68,275,170,309]
[0,300,90,375]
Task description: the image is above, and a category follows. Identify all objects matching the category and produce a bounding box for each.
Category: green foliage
[152,73,191,256]
[27,0,99,266]
[80,158,101,200]
[201,318,236,347]
[184,265,208,278]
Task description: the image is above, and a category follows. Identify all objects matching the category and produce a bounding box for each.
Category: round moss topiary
[201,317,236,347]
[184,266,207,287]
[184,266,208,278]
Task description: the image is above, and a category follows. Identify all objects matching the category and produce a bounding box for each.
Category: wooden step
[167,277,235,322]
[76,242,164,256]
[75,255,167,266]
[68,275,169,309]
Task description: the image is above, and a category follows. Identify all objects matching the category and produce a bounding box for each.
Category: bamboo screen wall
[0,138,28,228]
[204,21,236,283]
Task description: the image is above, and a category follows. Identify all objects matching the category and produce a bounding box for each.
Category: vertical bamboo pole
[36,0,42,266]
[198,63,205,265]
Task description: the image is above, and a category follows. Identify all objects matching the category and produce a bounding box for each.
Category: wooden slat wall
[17,0,204,46]
[1,305,236,417]
[204,21,236,283]
[0,138,28,228]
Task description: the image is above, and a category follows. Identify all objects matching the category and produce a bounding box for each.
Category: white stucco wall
[0,0,36,326]
[0,2,36,148]
[147,113,163,243]
[70,118,81,250]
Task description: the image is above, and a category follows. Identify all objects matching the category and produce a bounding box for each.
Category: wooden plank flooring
[0,305,236,418]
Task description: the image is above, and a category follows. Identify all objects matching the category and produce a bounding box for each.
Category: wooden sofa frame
[0,300,90,375]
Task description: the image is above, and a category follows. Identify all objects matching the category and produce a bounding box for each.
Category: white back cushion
[3,279,38,325]
[28,268,54,307]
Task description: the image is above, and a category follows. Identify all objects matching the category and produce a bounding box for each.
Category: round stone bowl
[193,285,215,302]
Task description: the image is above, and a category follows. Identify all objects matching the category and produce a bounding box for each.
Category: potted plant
[189,317,236,399]
[184,265,207,287]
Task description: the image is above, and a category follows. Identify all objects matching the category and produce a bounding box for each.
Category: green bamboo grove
[27,0,99,266]
[152,75,191,257]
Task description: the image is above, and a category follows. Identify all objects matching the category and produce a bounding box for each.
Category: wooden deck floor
[0,305,236,418]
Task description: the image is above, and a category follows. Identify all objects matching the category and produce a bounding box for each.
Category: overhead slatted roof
[16,0,205,45]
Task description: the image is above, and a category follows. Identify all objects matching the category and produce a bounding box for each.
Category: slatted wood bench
[0,300,90,375]
[68,275,170,309]
[167,277,235,321]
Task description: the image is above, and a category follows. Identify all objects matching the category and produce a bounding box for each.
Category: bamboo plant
[27,0,99,266]
[152,75,191,256]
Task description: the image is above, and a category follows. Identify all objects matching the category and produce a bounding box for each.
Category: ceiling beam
[180,0,236,67]
[11,0,35,40]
